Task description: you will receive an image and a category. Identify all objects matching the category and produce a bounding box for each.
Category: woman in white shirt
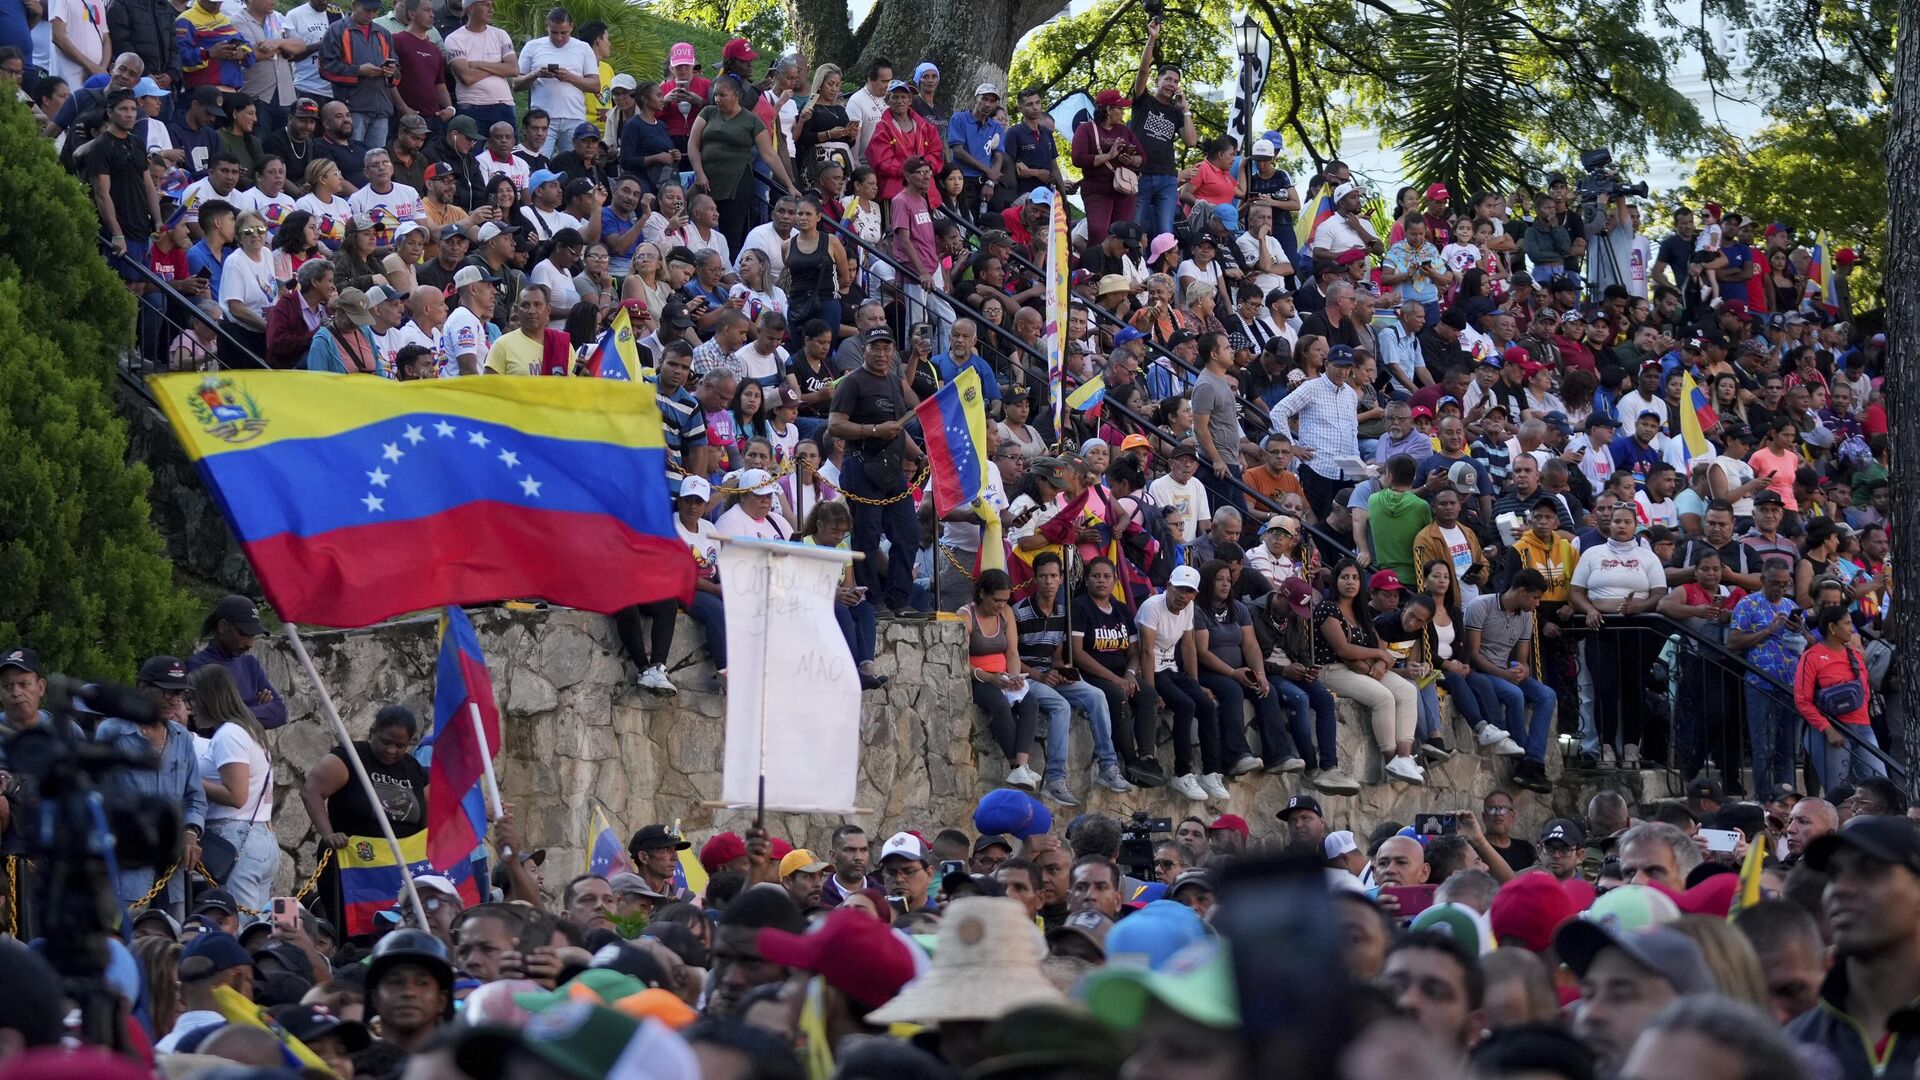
[530,227,587,317]
[295,159,351,248]
[729,249,787,321]
[1570,503,1669,758]
[219,211,278,363]
[189,666,276,912]
[380,221,429,295]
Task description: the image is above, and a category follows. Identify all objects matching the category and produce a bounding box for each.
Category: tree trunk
[1885,0,1920,789]
[782,0,1064,111]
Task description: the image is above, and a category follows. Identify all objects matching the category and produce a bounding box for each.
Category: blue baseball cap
[179,931,252,982]
[1328,344,1356,366]
[1028,188,1053,206]
[1105,900,1209,970]
[973,788,1053,839]
[132,77,165,98]
[1113,326,1148,347]
[527,169,567,190]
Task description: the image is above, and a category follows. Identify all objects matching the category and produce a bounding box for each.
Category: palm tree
[1380,0,1532,200]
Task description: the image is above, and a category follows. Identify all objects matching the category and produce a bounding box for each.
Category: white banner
[717,539,864,813]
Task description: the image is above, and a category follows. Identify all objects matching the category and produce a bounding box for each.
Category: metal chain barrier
[706,457,797,498]
[189,846,334,918]
[5,856,15,938]
[939,542,978,582]
[134,857,182,909]
[839,466,930,507]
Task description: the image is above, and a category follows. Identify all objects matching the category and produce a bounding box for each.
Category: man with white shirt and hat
[1310,181,1383,263]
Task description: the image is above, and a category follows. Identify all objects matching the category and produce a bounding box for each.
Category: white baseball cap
[451,264,497,290]
[412,875,462,901]
[1169,564,1202,591]
[678,475,712,501]
[1332,181,1362,204]
[736,468,778,496]
[1252,138,1277,158]
[1322,830,1358,859]
[878,831,929,863]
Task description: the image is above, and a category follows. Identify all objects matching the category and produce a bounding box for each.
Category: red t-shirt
[662,76,711,138]
[891,190,936,279]
[149,244,189,284]
[392,30,447,117]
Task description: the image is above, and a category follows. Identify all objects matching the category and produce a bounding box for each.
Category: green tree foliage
[1379,0,1533,200]
[0,97,196,678]
[646,0,788,61]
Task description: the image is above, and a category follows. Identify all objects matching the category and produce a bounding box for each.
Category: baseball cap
[1335,248,1367,267]
[446,114,479,139]
[973,834,1014,857]
[1169,565,1202,592]
[1412,903,1493,956]
[975,83,1000,97]
[1424,182,1450,201]
[1764,783,1803,804]
[1047,909,1114,957]
[1332,181,1360,203]
[1322,831,1357,859]
[885,78,911,94]
[734,468,778,496]
[366,281,408,305]
[412,875,463,901]
[1168,868,1214,898]
[1104,901,1208,970]
[1083,940,1237,1031]
[188,85,226,117]
[333,287,374,327]
[974,788,1054,839]
[778,849,830,878]
[676,476,711,502]
[721,36,758,62]
[1168,440,1201,461]
[1685,775,1725,804]
[572,122,601,141]
[1368,569,1404,592]
[137,655,191,691]
[1410,405,1434,419]
[179,931,252,981]
[563,177,598,200]
[453,1001,643,1080]
[1751,488,1784,506]
[193,888,239,916]
[452,265,499,290]
[1118,433,1152,453]
[1539,818,1584,847]
[474,221,521,244]
[878,831,930,864]
[1328,344,1357,366]
[397,112,430,134]
[0,647,42,677]
[1278,577,1314,618]
[1805,816,1920,876]
[756,908,917,1008]
[1207,814,1249,840]
[1251,138,1276,158]
[1555,923,1715,994]
[1279,794,1323,821]
[605,872,670,900]
[1448,459,1481,495]
[609,73,637,92]
[668,42,696,67]
[1584,411,1620,431]
[863,325,895,345]
[270,1003,371,1053]
[528,168,567,190]
[132,76,164,98]
[1489,873,1578,952]
[1583,883,1681,933]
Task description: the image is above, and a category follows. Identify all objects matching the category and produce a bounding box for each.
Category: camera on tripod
[1575,148,1649,203]
[1118,810,1172,878]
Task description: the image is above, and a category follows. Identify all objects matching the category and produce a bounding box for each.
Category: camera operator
[1584,192,1638,299]
[95,656,207,918]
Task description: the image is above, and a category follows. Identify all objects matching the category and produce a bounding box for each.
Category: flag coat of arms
[339,830,480,936]
[915,367,989,516]
[587,806,633,879]
[150,372,695,628]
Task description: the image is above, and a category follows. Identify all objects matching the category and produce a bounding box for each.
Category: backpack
[1123,492,1177,589]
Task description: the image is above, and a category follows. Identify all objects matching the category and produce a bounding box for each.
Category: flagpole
[469,702,503,818]
[283,621,430,929]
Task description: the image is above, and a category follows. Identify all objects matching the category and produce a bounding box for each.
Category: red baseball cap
[1500,345,1531,367]
[722,37,758,62]
[1835,247,1859,266]
[1093,88,1128,109]
[1425,182,1450,202]
[1335,248,1368,266]
[1410,405,1434,419]
[1368,569,1404,592]
[698,831,746,874]
[1489,873,1578,952]
[1207,813,1250,839]
[755,908,918,1008]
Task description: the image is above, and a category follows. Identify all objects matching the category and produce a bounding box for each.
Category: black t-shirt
[1657,233,1693,275]
[317,136,371,188]
[791,349,835,419]
[1494,836,1537,870]
[1129,93,1183,176]
[326,741,428,838]
[82,130,155,238]
[829,365,910,462]
[1072,594,1137,677]
[1299,311,1359,350]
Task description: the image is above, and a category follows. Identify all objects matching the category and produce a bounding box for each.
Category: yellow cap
[778,849,830,878]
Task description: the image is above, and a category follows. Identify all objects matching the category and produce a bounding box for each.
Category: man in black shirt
[261,97,322,194]
[1077,220,1139,281]
[84,91,161,267]
[829,326,926,615]
[1070,555,1163,787]
[1297,280,1360,349]
[1127,18,1197,239]
[1652,206,1703,290]
[316,99,369,188]
[1670,501,1761,591]
[1481,790,1536,870]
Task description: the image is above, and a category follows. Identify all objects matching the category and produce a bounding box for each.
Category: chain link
[188,846,335,919]
[134,857,182,909]
[938,543,977,582]
[5,856,15,938]
[705,457,798,498]
[839,466,930,506]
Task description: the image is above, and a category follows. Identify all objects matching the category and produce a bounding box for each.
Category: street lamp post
[1235,15,1260,158]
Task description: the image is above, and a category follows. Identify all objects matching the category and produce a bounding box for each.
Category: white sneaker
[1313,769,1361,794]
[1228,754,1263,776]
[1005,765,1041,790]
[1476,725,1512,747]
[1264,756,1307,774]
[1172,773,1208,801]
[1201,772,1231,799]
[1492,736,1524,757]
[1384,755,1426,784]
[638,664,676,695]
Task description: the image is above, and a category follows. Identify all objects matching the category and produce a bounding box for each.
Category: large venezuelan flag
[339,830,480,936]
[915,367,989,516]
[151,372,695,628]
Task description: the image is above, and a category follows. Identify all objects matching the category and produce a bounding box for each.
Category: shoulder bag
[1099,126,1139,195]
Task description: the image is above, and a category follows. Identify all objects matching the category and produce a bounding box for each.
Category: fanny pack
[1814,647,1865,720]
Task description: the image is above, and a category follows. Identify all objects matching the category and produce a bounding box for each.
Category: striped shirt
[1013,591,1070,674]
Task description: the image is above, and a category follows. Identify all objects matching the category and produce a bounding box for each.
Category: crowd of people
[0,0,1906,1075]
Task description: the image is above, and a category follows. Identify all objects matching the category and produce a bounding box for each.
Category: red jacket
[264,289,324,370]
[1795,639,1870,731]
[866,112,943,202]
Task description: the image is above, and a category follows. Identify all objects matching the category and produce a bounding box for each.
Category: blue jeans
[1468,672,1556,764]
[1043,677,1120,769]
[1135,173,1179,238]
[352,113,391,153]
[1023,680,1075,781]
[1811,721,1887,791]
[1275,676,1338,770]
[1435,670,1491,731]
[459,103,518,136]
[207,816,279,915]
[686,591,727,668]
[841,453,920,611]
[1197,671,1267,765]
[834,598,877,664]
[1744,682,1797,794]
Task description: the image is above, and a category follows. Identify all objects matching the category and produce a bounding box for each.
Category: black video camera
[1142,0,1166,23]
[1575,147,1649,203]
[1119,810,1172,878]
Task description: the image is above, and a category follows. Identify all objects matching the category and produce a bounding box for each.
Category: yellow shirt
[583,59,614,128]
[484,330,547,376]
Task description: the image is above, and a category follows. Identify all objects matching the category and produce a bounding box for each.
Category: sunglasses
[240,227,268,237]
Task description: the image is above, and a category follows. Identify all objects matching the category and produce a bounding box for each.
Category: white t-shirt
[1711,454,1756,517]
[1176,259,1222,294]
[517,35,597,122]
[49,0,106,87]
[1635,491,1679,529]
[728,282,787,323]
[1236,232,1291,296]
[738,222,789,282]
[1136,593,1196,672]
[531,259,582,311]
[845,85,887,160]
[476,149,530,191]
[731,342,788,385]
[1571,434,1615,490]
[716,505,792,541]
[179,178,240,225]
[441,24,517,106]
[678,516,722,581]
[349,182,427,239]
[520,204,585,239]
[294,191,350,246]
[442,306,492,376]
[1440,242,1481,276]
[665,224,730,268]
[387,320,447,375]
[235,186,299,231]
[218,247,279,320]
[942,468,1008,551]
[200,723,272,823]
[1310,213,1377,256]
[1615,390,1668,425]
[283,1,335,96]
[1572,541,1665,606]
[1147,474,1210,543]
[1439,524,1480,606]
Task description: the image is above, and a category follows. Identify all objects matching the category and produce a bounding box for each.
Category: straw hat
[864,897,1063,1026]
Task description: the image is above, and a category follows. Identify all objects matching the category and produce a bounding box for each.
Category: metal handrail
[102,241,272,371]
